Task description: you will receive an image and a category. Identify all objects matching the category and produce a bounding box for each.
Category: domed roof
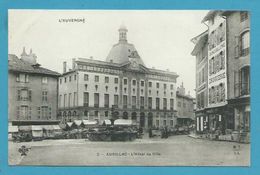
[106,42,145,66]
[106,25,145,66]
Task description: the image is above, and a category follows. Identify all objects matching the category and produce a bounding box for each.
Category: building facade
[176,83,195,126]
[191,11,250,138]
[58,25,179,129]
[8,48,60,126]
[191,30,209,132]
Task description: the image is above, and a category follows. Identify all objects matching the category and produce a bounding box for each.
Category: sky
[8,10,208,97]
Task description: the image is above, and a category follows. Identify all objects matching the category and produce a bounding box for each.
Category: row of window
[209,22,226,51]
[81,92,175,110]
[77,64,122,75]
[16,73,48,84]
[177,101,193,109]
[60,92,77,108]
[84,83,175,97]
[60,74,77,84]
[16,105,52,120]
[60,74,174,90]
[17,89,48,102]
[208,83,225,104]
[209,50,225,76]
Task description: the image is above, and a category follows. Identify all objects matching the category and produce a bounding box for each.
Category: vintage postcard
[8,10,250,166]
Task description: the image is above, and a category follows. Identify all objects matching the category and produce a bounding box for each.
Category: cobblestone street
[9,135,250,166]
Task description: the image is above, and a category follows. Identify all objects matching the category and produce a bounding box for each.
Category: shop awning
[66,122,73,127]
[32,125,43,131]
[19,125,32,131]
[103,119,111,125]
[114,119,133,126]
[82,120,98,126]
[41,125,54,130]
[53,125,61,130]
[8,126,18,133]
[74,120,82,126]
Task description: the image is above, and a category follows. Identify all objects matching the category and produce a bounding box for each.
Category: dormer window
[16,74,29,83]
[42,77,48,84]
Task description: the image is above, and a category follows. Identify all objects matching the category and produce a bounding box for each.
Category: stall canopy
[114,119,133,126]
[74,120,83,126]
[53,125,61,130]
[19,125,32,131]
[66,122,73,127]
[82,120,98,126]
[8,126,19,133]
[41,125,53,130]
[32,125,43,131]
[103,119,111,125]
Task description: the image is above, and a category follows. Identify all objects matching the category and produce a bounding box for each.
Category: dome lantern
[118,24,128,43]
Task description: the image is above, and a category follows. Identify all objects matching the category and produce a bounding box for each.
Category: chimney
[63,61,67,73]
[21,47,37,65]
[72,58,76,70]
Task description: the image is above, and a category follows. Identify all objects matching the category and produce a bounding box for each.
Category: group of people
[148,126,169,139]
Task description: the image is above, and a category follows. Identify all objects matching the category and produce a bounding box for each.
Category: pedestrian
[165,127,168,138]
[149,128,152,138]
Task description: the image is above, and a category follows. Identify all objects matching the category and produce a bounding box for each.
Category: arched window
[240,66,250,95]
[123,112,128,119]
[241,31,250,56]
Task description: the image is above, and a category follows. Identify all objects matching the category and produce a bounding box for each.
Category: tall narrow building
[191,11,250,142]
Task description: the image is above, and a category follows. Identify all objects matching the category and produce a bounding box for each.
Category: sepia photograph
[8,10,250,166]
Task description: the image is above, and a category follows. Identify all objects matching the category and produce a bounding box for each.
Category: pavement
[9,135,250,166]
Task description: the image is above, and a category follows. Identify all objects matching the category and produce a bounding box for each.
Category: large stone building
[8,48,60,125]
[191,11,250,139]
[176,83,195,127]
[58,25,179,129]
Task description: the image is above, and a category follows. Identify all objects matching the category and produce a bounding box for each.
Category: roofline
[73,57,178,78]
[176,93,195,100]
[191,31,208,56]
[201,10,219,23]
[9,69,61,77]
[190,30,208,44]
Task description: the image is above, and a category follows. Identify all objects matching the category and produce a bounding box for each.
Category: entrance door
[148,113,153,128]
[123,112,128,119]
[140,112,145,127]
[131,112,137,120]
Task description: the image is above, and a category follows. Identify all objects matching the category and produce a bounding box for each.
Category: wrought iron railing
[235,82,250,97]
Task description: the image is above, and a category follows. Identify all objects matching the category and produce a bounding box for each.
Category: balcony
[83,103,89,107]
[104,104,109,108]
[241,48,250,57]
[123,105,127,109]
[235,82,250,97]
[132,105,136,109]
[94,104,99,108]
